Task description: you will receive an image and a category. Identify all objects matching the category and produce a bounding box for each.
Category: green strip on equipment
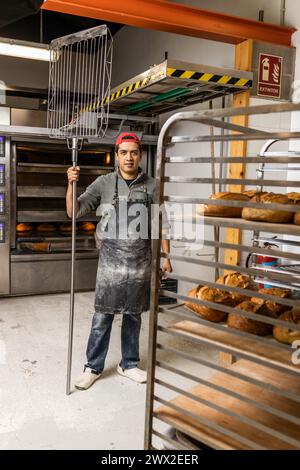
[125,87,192,114]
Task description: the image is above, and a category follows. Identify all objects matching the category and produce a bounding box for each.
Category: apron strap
[112,172,118,206]
[113,170,147,204]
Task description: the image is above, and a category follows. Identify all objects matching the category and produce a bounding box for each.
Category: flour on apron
[94,172,152,315]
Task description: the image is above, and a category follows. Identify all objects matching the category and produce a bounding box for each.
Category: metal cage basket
[48,24,113,140]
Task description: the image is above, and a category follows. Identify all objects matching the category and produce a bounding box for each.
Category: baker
[66,132,172,390]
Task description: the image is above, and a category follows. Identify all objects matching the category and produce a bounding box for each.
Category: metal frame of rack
[249,139,300,289]
[145,101,300,450]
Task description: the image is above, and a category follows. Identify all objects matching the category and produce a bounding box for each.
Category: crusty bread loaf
[20,242,50,252]
[227,300,273,336]
[293,201,300,225]
[286,194,300,225]
[184,286,203,314]
[36,223,56,232]
[184,285,233,322]
[216,272,255,304]
[198,192,250,218]
[273,308,300,344]
[78,221,95,232]
[59,222,77,232]
[16,223,33,232]
[242,192,293,224]
[242,190,263,199]
[251,287,291,318]
[287,192,300,202]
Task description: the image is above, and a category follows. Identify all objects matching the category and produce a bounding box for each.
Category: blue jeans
[85,313,142,374]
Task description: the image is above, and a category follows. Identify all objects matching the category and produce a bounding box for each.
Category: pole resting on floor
[47,25,113,395]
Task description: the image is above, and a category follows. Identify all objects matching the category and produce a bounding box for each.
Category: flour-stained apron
[94,174,152,315]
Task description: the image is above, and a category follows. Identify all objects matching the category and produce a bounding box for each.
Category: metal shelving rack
[145,102,300,450]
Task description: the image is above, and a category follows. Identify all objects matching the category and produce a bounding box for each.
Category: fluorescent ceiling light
[0,38,50,61]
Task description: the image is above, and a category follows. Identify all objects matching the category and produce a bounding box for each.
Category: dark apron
[94,173,152,315]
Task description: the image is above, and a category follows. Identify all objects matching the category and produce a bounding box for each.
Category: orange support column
[224,39,253,269]
[220,40,253,368]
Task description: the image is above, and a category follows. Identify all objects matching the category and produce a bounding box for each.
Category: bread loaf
[242,192,293,224]
[273,308,300,344]
[184,286,203,315]
[198,192,250,218]
[227,300,273,336]
[293,201,300,225]
[287,192,300,202]
[78,221,95,232]
[184,285,233,322]
[37,223,56,232]
[16,223,33,232]
[59,222,76,232]
[20,242,50,252]
[216,272,254,304]
[286,194,300,225]
[242,190,262,199]
[251,287,291,318]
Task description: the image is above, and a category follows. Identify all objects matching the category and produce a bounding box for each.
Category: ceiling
[0,10,123,44]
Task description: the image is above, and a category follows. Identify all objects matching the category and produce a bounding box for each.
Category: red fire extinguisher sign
[258,53,283,99]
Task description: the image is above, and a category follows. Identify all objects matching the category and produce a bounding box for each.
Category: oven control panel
[0,221,4,243]
[0,136,4,157]
[0,163,4,185]
[0,193,4,214]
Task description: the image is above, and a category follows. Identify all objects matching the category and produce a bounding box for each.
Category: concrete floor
[0,292,217,450]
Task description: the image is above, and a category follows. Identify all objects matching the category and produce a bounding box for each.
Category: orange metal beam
[42,0,296,46]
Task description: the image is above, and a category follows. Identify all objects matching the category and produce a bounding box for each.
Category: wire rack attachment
[47,24,113,140]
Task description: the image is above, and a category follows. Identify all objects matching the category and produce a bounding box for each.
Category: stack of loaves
[184,273,255,323]
[198,191,300,224]
[185,276,300,342]
[227,287,291,336]
[197,192,250,218]
[241,192,293,224]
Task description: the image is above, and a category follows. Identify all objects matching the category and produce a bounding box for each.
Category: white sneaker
[117,365,147,383]
[74,368,101,390]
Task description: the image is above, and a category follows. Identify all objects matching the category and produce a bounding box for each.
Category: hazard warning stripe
[103,68,251,107]
[79,66,252,114]
[166,67,252,88]
[102,78,149,106]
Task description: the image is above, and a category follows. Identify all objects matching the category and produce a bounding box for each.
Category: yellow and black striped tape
[80,67,252,114]
[166,67,252,88]
[105,71,166,107]
[106,78,143,105]
[80,74,156,113]
[101,67,252,108]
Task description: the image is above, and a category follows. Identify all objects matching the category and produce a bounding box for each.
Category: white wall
[0,55,48,109]
[0,56,48,89]
[169,0,282,24]
[111,27,234,87]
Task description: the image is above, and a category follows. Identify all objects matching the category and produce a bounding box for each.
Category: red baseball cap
[115,132,141,146]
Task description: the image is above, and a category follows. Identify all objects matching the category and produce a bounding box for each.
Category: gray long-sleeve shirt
[76,168,170,239]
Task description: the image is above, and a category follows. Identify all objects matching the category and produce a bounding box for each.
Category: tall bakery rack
[144,102,300,450]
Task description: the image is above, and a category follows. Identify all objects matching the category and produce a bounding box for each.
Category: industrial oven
[0,135,114,297]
